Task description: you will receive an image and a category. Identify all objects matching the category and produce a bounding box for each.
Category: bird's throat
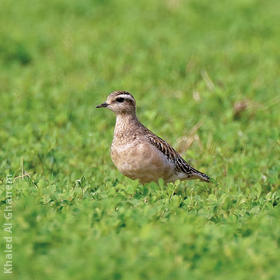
[114,113,139,142]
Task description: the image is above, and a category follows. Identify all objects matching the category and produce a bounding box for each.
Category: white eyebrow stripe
[116,94,135,101]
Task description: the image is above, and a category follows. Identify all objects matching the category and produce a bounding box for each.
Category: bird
[96,90,210,184]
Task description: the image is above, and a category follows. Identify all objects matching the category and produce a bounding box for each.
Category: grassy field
[0,0,280,279]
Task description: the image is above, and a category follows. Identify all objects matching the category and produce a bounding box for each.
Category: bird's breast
[110,141,174,183]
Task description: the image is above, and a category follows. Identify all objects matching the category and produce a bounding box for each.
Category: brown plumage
[96,91,210,184]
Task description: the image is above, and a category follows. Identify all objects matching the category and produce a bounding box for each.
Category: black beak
[96,102,108,108]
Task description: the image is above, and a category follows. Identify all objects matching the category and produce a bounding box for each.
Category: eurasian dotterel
[96,90,210,184]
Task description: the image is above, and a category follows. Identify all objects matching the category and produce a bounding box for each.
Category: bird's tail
[191,167,211,183]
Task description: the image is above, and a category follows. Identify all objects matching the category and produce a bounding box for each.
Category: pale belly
[111,142,175,183]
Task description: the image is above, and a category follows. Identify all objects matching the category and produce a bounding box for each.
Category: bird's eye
[116,97,125,103]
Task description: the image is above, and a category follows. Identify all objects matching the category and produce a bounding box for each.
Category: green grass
[0,0,280,279]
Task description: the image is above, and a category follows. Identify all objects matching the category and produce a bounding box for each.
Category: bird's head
[96,91,136,115]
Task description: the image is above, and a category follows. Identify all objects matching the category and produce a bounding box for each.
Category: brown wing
[146,132,210,182]
[147,134,191,172]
